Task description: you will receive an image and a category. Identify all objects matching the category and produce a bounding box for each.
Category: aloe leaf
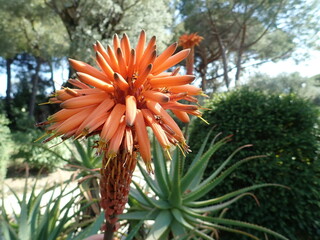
[68,211,105,240]
[199,145,257,189]
[191,228,215,240]
[171,208,193,229]
[181,136,230,193]
[152,137,170,197]
[73,140,92,168]
[18,181,29,240]
[191,218,260,240]
[187,211,288,240]
[123,210,159,240]
[187,183,287,207]
[190,193,257,213]
[132,181,169,209]
[146,210,172,240]
[119,209,158,220]
[189,128,215,169]
[183,155,260,203]
[137,161,164,198]
[168,150,182,207]
[170,219,188,240]
[130,187,150,206]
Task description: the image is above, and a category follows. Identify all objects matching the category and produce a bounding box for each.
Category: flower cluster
[39,30,204,171]
[179,33,204,49]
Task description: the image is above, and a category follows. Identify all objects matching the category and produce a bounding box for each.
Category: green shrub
[9,114,71,172]
[187,88,320,240]
[0,114,13,180]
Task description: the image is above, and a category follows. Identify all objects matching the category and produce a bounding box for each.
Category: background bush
[9,113,71,172]
[0,114,13,181]
[188,88,320,240]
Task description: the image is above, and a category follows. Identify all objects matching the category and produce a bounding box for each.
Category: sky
[1,50,320,97]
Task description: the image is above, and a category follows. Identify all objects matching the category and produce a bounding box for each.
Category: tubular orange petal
[153,42,177,70]
[77,72,114,92]
[121,33,131,64]
[149,75,195,88]
[124,127,133,154]
[127,49,136,82]
[69,58,108,82]
[114,73,129,91]
[100,103,126,142]
[152,49,190,75]
[113,34,120,53]
[169,92,188,101]
[96,41,111,64]
[68,79,91,89]
[75,88,105,95]
[135,110,151,166]
[56,91,74,101]
[168,85,203,95]
[75,98,115,136]
[55,106,94,134]
[143,36,156,60]
[146,100,185,142]
[135,30,146,68]
[48,107,91,122]
[133,64,152,88]
[96,51,114,81]
[107,117,126,156]
[116,48,127,77]
[139,49,156,75]
[141,108,171,149]
[107,45,120,72]
[171,109,190,123]
[60,92,107,109]
[142,90,169,104]
[162,102,200,114]
[125,95,137,127]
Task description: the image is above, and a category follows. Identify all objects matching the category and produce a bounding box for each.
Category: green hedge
[187,88,320,240]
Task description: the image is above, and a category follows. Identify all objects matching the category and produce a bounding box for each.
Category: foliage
[0,175,103,240]
[119,135,288,240]
[176,0,320,90]
[247,72,320,106]
[9,114,70,172]
[188,88,320,239]
[0,114,13,181]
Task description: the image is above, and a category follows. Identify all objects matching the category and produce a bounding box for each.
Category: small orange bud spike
[100,104,126,142]
[135,30,146,67]
[135,110,151,166]
[60,92,107,109]
[142,90,169,104]
[77,72,114,92]
[171,109,190,123]
[113,34,120,53]
[152,49,190,75]
[133,64,153,88]
[68,79,91,89]
[125,96,137,127]
[106,45,120,72]
[141,109,171,149]
[168,85,203,95]
[114,73,129,91]
[96,51,114,81]
[122,33,131,64]
[146,100,185,142]
[149,75,195,88]
[68,58,108,82]
[153,42,178,70]
[107,117,126,156]
[96,41,111,65]
[116,48,127,77]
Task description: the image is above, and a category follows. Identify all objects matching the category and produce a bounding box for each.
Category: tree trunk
[235,25,246,85]
[5,58,13,123]
[28,57,42,118]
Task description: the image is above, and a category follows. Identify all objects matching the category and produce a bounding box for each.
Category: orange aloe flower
[38,30,205,233]
[179,33,203,75]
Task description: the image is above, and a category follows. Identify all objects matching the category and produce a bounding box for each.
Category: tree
[46,0,174,62]
[177,0,320,92]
